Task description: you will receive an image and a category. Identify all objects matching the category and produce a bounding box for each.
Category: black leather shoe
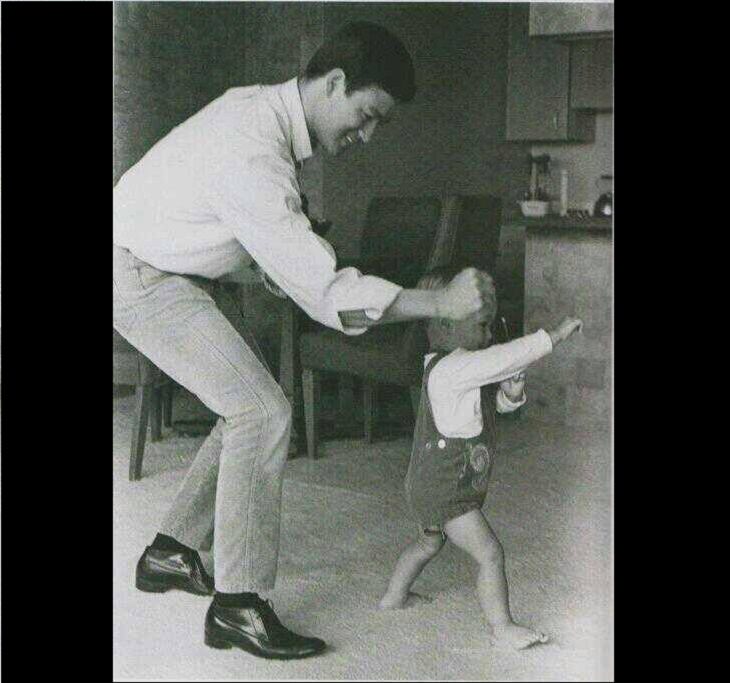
[204,598,326,660]
[135,546,214,596]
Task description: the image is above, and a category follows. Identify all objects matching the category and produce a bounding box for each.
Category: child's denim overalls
[405,351,498,530]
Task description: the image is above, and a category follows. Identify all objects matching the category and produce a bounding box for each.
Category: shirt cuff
[331,271,403,335]
[496,387,527,413]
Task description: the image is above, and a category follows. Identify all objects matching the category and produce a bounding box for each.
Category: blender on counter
[519,154,552,217]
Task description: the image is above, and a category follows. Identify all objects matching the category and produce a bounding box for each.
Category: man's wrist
[547,328,560,347]
[433,289,445,319]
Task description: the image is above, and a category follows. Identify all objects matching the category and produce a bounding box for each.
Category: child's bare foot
[378,591,433,610]
[490,623,549,650]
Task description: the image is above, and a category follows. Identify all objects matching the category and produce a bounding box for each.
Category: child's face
[449,307,494,351]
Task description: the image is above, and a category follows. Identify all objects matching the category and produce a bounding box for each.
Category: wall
[113,1,248,184]
[114,2,531,261]
[321,2,530,259]
[113,3,331,360]
[531,112,613,212]
[242,2,326,221]
[239,2,532,259]
[113,2,279,355]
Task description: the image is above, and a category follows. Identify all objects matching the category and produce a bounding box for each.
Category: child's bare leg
[443,510,549,650]
[379,528,445,609]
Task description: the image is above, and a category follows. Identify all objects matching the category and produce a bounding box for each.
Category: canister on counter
[559,169,568,217]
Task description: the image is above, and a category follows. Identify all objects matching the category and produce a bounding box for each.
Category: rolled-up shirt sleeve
[207,145,402,334]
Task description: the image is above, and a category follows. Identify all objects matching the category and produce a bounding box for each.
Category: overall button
[437,439,446,449]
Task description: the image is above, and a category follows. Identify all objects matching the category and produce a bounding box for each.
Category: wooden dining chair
[298,194,506,459]
[113,329,174,480]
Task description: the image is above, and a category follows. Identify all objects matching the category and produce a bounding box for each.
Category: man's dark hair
[305,21,416,103]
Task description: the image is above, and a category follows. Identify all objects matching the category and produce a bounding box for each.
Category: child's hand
[548,317,583,347]
[500,371,526,402]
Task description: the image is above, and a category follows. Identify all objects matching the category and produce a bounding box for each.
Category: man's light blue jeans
[113,245,292,592]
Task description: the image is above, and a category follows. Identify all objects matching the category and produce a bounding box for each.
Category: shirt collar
[278,77,313,164]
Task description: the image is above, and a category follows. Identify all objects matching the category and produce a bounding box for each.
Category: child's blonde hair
[416,265,460,293]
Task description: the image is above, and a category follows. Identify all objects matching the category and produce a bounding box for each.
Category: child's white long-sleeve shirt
[425,329,553,438]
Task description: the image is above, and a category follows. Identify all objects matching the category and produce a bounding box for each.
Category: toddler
[379,266,582,651]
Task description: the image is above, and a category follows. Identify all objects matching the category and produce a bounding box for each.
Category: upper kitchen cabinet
[570,39,613,110]
[529,2,613,38]
[506,4,594,142]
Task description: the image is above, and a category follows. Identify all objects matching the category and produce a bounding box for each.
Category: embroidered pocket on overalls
[464,442,491,491]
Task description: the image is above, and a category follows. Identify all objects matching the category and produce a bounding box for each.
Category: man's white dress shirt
[114,78,402,334]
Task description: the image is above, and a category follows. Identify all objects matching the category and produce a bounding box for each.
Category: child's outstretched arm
[495,317,583,411]
[440,317,584,395]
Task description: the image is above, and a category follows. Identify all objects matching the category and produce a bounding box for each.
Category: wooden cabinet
[529,2,613,37]
[506,4,594,142]
[570,39,613,111]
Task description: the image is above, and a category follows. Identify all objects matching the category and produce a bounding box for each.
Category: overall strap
[480,384,498,442]
[417,351,449,437]
[423,351,447,380]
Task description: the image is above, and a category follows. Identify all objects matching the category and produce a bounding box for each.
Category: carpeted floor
[113,388,612,681]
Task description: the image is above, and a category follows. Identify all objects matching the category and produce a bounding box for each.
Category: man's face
[318,76,396,156]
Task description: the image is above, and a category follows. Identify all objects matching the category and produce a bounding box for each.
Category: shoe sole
[204,629,325,660]
[136,575,212,596]
[136,576,171,593]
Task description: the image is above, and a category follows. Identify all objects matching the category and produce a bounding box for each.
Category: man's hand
[548,317,583,347]
[251,262,288,299]
[436,268,495,321]
[500,371,526,402]
[262,274,288,299]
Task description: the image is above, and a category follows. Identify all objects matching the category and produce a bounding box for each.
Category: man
[113,21,492,660]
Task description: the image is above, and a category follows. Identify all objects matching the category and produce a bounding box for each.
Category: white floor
[113,389,613,681]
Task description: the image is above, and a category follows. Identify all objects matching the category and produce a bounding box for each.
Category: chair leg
[130,385,153,481]
[409,385,421,419]
[302,368,320,459]
[162,383,174,427]
[363,381,376,443]
[338,374,356,423]
[150,387,163,442]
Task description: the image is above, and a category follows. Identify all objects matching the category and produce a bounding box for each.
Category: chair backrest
[448,195,503,275]
[335,193,504,384]
[359,196,444,288]
[400,194,503,377]
[113,329,163,386]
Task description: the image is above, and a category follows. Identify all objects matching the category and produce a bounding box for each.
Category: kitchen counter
[505,214,613,232]
[520,222,612,427]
